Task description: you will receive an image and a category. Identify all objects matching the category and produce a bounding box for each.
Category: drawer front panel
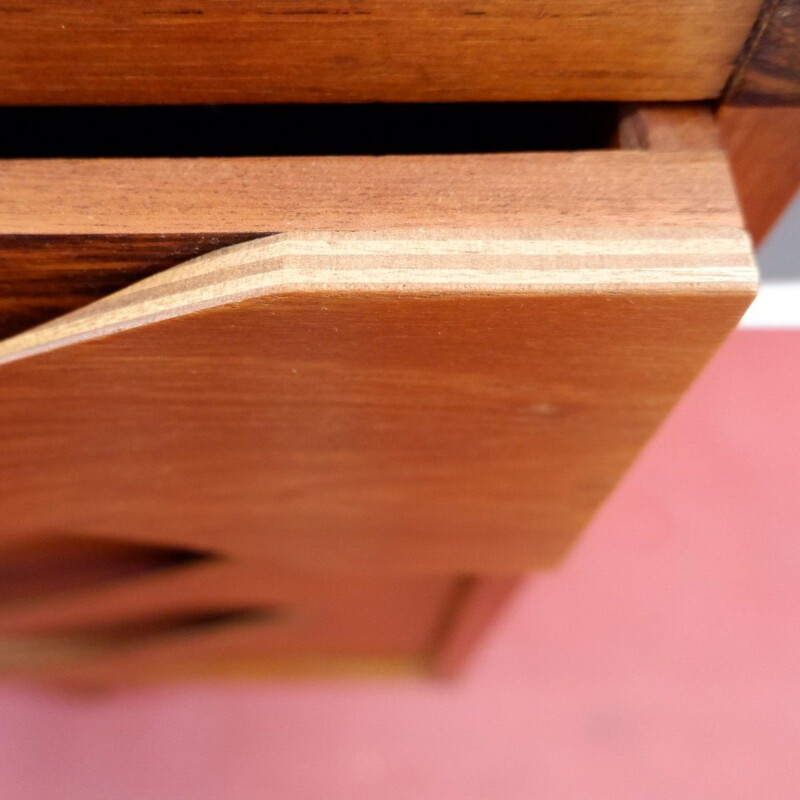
[0,1,760,104]
[0,147,755,678]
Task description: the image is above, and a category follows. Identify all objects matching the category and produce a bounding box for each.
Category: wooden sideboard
[1,0,797,685]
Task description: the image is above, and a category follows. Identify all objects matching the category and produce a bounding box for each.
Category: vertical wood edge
[428,577,523,678]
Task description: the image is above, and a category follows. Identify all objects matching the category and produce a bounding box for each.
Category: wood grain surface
[0,149,756,680]
[0,1,760,104]
[0,229,756,574]
[719,105,800,242]
[724,0,800,104]
[0,153,751,235]
[0,150,756,343]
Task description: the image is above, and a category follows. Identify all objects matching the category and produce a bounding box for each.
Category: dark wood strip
[0,1,760,104]
[725,0,800,104]
[0,234,260,339]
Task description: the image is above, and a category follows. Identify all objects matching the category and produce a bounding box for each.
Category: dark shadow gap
[0,607,278,670]
[0,536,210,606]
[0,103,619,158]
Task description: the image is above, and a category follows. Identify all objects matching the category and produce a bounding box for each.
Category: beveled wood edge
[0,228,757,368]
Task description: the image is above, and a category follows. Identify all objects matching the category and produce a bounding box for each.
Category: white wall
[741,191,800,328]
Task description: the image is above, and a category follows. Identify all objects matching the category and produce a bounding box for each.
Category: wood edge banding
[0,229,758,368]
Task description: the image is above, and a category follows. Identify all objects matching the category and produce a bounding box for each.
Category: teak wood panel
[0,151,756,680]
[0,234,257,341]
[0,1,761,104]
[719,106,800,242]
[0,151,755,342]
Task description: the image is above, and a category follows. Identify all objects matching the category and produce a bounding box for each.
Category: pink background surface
[0,329,797,799]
